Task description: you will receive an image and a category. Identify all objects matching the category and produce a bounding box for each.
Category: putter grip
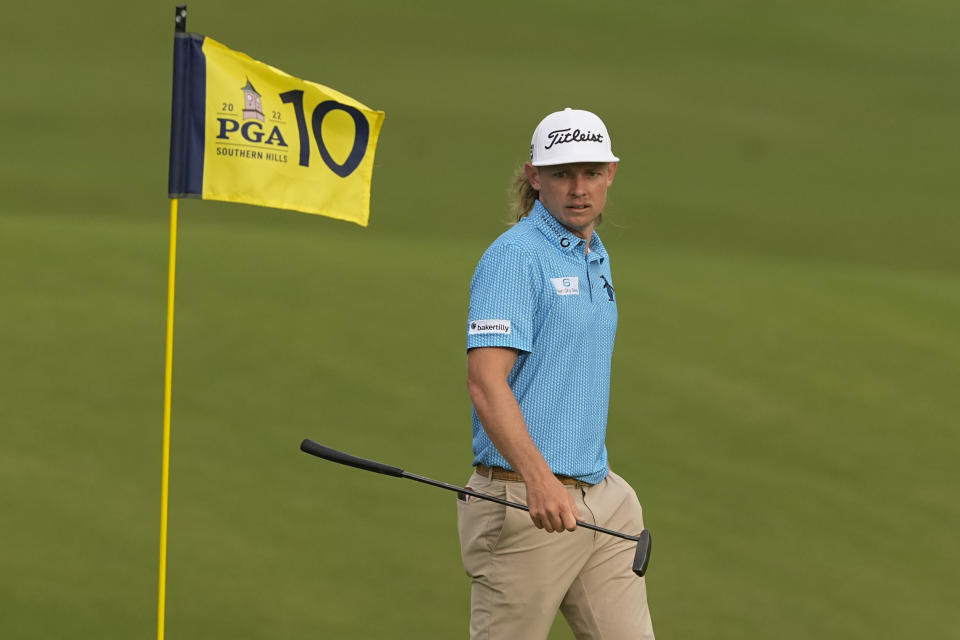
[300,439,404,477]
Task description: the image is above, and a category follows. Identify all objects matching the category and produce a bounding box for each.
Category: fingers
[528,481,582,533]
[533,505,578,533]
[560,499,581,532]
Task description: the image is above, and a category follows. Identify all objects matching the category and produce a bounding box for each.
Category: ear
[606,162,617,186]
[523,162,542,190]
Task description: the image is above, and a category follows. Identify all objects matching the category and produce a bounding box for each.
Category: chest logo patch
[550,277,580,296]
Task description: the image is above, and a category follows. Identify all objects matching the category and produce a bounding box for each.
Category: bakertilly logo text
[469,320,511,334]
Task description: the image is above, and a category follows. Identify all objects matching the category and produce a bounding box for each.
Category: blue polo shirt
[466,200,618,484]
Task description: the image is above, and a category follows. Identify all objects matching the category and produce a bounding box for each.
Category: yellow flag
[169,33,385,226]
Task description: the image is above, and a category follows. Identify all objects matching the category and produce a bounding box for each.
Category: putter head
[632,529,652,577]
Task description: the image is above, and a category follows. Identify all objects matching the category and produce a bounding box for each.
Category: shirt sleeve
[466,242,539,353]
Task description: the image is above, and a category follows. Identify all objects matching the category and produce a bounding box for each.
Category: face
[524,161,617,239]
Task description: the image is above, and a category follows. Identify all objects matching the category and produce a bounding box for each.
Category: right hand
[525,475,582,533]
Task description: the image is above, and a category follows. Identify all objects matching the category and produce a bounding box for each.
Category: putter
[300,439,651,577]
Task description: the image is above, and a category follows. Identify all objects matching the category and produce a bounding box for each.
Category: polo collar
[531,200,607,263]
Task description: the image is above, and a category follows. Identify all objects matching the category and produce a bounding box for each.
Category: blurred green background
[2,1,958,637]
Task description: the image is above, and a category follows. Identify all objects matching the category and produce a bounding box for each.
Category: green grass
[2,1,959,638]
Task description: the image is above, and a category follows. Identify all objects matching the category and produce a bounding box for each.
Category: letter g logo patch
[550,277,580,296]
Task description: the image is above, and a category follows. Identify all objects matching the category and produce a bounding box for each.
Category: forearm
[466,347,580,532]
[467,377,554,483]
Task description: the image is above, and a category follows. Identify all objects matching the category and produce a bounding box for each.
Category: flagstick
[157,197,179,640]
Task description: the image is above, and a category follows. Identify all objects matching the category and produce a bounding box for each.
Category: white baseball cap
[529,108,619,166]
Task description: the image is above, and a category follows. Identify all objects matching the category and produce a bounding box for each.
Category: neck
[571,224,595,252]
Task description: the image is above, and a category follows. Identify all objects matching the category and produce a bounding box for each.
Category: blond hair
[510,165,539,222]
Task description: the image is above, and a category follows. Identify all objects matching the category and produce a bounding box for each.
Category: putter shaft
[404,471,642,542]
[300,439,651,575]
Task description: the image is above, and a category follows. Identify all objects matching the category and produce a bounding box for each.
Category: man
[458,108,654,639]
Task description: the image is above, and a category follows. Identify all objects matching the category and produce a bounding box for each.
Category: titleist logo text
[544,128,604,150]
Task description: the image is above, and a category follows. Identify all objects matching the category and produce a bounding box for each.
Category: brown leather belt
[475,464,593,487]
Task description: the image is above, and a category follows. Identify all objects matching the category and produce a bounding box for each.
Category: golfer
[459,108,654,639]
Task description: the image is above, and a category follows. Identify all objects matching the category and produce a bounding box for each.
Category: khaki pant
[457,470,655,640]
